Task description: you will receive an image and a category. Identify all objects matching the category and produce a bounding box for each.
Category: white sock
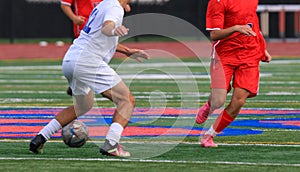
[39,119,62,140]
[106,122,124,146]
[205,126,217,137]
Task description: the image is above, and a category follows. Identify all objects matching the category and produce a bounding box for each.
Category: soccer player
[30,0,150,157]
[61,0,95,38]
[61,0,132,96]
[196,0,272,147]
[61,0,128,38]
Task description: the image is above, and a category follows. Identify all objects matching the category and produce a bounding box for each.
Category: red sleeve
[91,0,103,3]
[61,0,73,6]
[206,0,225,31]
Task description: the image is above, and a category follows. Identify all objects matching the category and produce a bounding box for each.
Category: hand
[126,49,150,62]
[261,50,272,63]
[113,25,129,37]
[73,16,86,25]
[235,25,256,36]
[125,4,131,12]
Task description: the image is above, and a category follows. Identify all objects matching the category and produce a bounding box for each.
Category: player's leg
[102,81,135,127]
[201,87,250,147]
[29,91,94,154]
[196,88,227,124]
[196,57,228,124]
[201,63,260,147]
[99,81,135,157]
[55,91,94,126]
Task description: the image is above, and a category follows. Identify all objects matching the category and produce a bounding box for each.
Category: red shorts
[210,56,260,98]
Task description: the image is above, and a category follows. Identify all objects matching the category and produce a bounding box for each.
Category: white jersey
[64,0,124,64]
[62,0,124,95]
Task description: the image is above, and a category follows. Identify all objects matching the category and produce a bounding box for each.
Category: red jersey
[206,0,265,61]
[61,0,94,37]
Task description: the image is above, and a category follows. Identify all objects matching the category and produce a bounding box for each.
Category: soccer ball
[61,120,89,148]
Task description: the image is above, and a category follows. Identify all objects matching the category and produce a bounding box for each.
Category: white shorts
[62,51,121,96]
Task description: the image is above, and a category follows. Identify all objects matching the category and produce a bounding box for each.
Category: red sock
[213,110,234,133]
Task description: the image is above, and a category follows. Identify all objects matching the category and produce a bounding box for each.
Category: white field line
[1,59,299,70]
[1,71,300,76]
[272,73,300,76]
[120,74,209,79]
[1,80,299,85]
[0,106,67,109]
[70,73,269,80]
[1,106,300,111]
[0,98,63,103]
[0,78,299,84]
[264,92,300,95]
[121,73,269,79]
[1,91,300,96]
[246,100,300,103]
[7,80,296,85]
[0,60,299,70]
[261,59,300,64]
[128,80,300,84]
[0,71,62,74]
[2,98,300,103]
[260,81,300,84]
[0,63,209,71]
[0,157,299,167]
[0,114,295,121]
[0,66,62,70]
[112,62,211,68]
[0,91,65,94]
[2,139,300,147]
[0,80,66,83]
[1,99,300,104]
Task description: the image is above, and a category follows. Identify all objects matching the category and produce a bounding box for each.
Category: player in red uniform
[61,0,127,38]
[196,0,272,147]
[61,0,95,38]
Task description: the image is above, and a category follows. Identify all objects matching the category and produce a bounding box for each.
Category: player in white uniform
[29,0,149,157]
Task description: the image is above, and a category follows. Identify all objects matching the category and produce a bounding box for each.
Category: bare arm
[116,43,131,55]
[210,25,257,41]
[211,24,272,63]
[262,50,272,63]
[61,4,85,25]
[116,44,150,62]
[101,20,129,37]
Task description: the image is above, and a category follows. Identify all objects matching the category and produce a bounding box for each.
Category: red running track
[0,41,299,60]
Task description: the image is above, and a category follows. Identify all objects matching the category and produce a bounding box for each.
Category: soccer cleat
[196,102,211,124]
[29,134,46,154]
[100,139,130,157]
[200,134,218,148]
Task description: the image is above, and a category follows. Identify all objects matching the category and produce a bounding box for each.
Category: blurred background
[1,1,300,169]
[0,0,300,59]
[0,0,300,43]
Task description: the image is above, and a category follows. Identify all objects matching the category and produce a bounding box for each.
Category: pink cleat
[200,134,218,148]
[196,102,211,124]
